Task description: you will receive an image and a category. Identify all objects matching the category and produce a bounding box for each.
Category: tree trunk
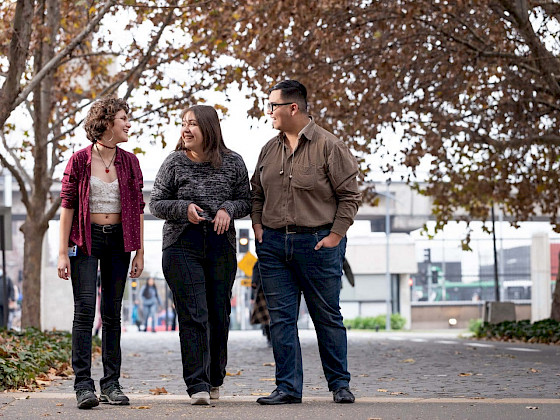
[551,251,560,321]
[20,219,48,328]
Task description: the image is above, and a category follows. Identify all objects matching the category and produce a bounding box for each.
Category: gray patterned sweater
[149,150,251,250]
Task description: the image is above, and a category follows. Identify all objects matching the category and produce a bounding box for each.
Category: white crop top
[90,176,122,214]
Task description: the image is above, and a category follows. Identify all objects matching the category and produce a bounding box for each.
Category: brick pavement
[41,329,560,400]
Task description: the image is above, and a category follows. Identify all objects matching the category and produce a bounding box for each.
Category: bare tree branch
[11,0,118,114]
[122,1,178,101]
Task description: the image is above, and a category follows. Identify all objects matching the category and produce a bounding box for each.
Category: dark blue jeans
[162,223,236,396]
[70,224,130,391]
[257,228,350,398]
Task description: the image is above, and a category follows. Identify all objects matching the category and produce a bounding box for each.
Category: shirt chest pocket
[291,163,316,190]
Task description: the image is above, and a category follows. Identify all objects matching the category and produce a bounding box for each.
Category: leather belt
[92,223,121,234]
[264,223,333,234]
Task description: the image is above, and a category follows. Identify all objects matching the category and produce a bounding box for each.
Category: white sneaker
[210,387,220,399]
[191,391,210,405]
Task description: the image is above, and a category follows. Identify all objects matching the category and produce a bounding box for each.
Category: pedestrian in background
[57,97,144,409]
[150,105,251,405]
[140,277,161,332]
[251,80,361,405]
[250,261,271,346]
[0,271,15,328]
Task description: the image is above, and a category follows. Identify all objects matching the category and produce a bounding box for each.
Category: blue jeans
[162,223,236,396]
[256,228,350,397]
[143,303,157,332]
[70,224,130,391]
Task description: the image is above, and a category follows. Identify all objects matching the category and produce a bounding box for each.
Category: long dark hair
[175,105,230,168]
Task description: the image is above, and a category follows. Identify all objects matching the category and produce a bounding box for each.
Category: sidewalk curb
[5,393,560,404]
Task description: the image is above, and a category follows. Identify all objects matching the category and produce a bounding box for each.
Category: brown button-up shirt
[251,118,361,237]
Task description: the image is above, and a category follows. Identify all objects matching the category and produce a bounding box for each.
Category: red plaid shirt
[60,144,144,255]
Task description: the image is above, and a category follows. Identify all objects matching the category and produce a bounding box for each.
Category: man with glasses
[251,80,361,405]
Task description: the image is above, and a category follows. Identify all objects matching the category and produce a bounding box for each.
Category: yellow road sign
[238,251,257,276]
[240,278,252,287]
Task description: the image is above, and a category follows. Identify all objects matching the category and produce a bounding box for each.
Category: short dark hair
[175,105,230,168]
[84,97,129,143]
[268,80,308,112]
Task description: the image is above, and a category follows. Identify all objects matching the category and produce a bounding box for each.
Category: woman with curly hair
[57,97,144,409]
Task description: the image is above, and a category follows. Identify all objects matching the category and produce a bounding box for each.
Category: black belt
[92,223,122,234]
[264,223,332,234]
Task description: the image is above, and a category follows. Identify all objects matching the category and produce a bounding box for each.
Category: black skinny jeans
[162,223,236,396]
[70,224,130,391]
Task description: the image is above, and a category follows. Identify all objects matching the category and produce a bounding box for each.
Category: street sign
[238,251,257,276]
[239,278,252,287]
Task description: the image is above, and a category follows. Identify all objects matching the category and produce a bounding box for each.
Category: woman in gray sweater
[149,105,251,405]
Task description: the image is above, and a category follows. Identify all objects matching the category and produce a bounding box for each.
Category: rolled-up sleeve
[60,157,79,209]
[133,159,145,213]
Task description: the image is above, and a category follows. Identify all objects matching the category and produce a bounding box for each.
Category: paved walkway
[1,329,560,419]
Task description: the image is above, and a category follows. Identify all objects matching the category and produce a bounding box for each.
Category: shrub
[468,318,483,334]
[344,314,407,331]
[0,328,99,391]
[474,318,560,344]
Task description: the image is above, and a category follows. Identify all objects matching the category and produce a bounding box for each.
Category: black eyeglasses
[267,102,293,112]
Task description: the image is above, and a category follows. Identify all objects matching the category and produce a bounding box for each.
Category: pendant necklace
[95,143,116,173]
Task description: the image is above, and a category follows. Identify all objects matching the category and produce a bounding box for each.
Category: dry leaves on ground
[149,387,168,395]
[226,370,242,376]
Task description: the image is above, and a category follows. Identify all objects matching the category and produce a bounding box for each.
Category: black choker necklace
[96,141,116,149]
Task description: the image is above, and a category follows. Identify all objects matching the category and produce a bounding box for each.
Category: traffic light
[431,266,441,284]
[238,228,249,253]
[131,280,138,290]
[423,248,431,263]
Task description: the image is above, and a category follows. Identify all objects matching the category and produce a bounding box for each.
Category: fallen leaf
[390,391,406,395]
[131,406,152,409]
[251,392,270,396]
[226,371,242,376]
[149,387,168,395]
[401,359,415,364]
[55,403,64,407]
[259,378,275,381]
[263,362,275,367]
[458,373,473,377]
[35,380,51,386]
[377,389,388,393]
[528,368,539,373]
[525,406,538,410]
[358,374,369,377]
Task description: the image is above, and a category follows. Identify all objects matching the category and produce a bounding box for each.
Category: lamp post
[376,181,396,331]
